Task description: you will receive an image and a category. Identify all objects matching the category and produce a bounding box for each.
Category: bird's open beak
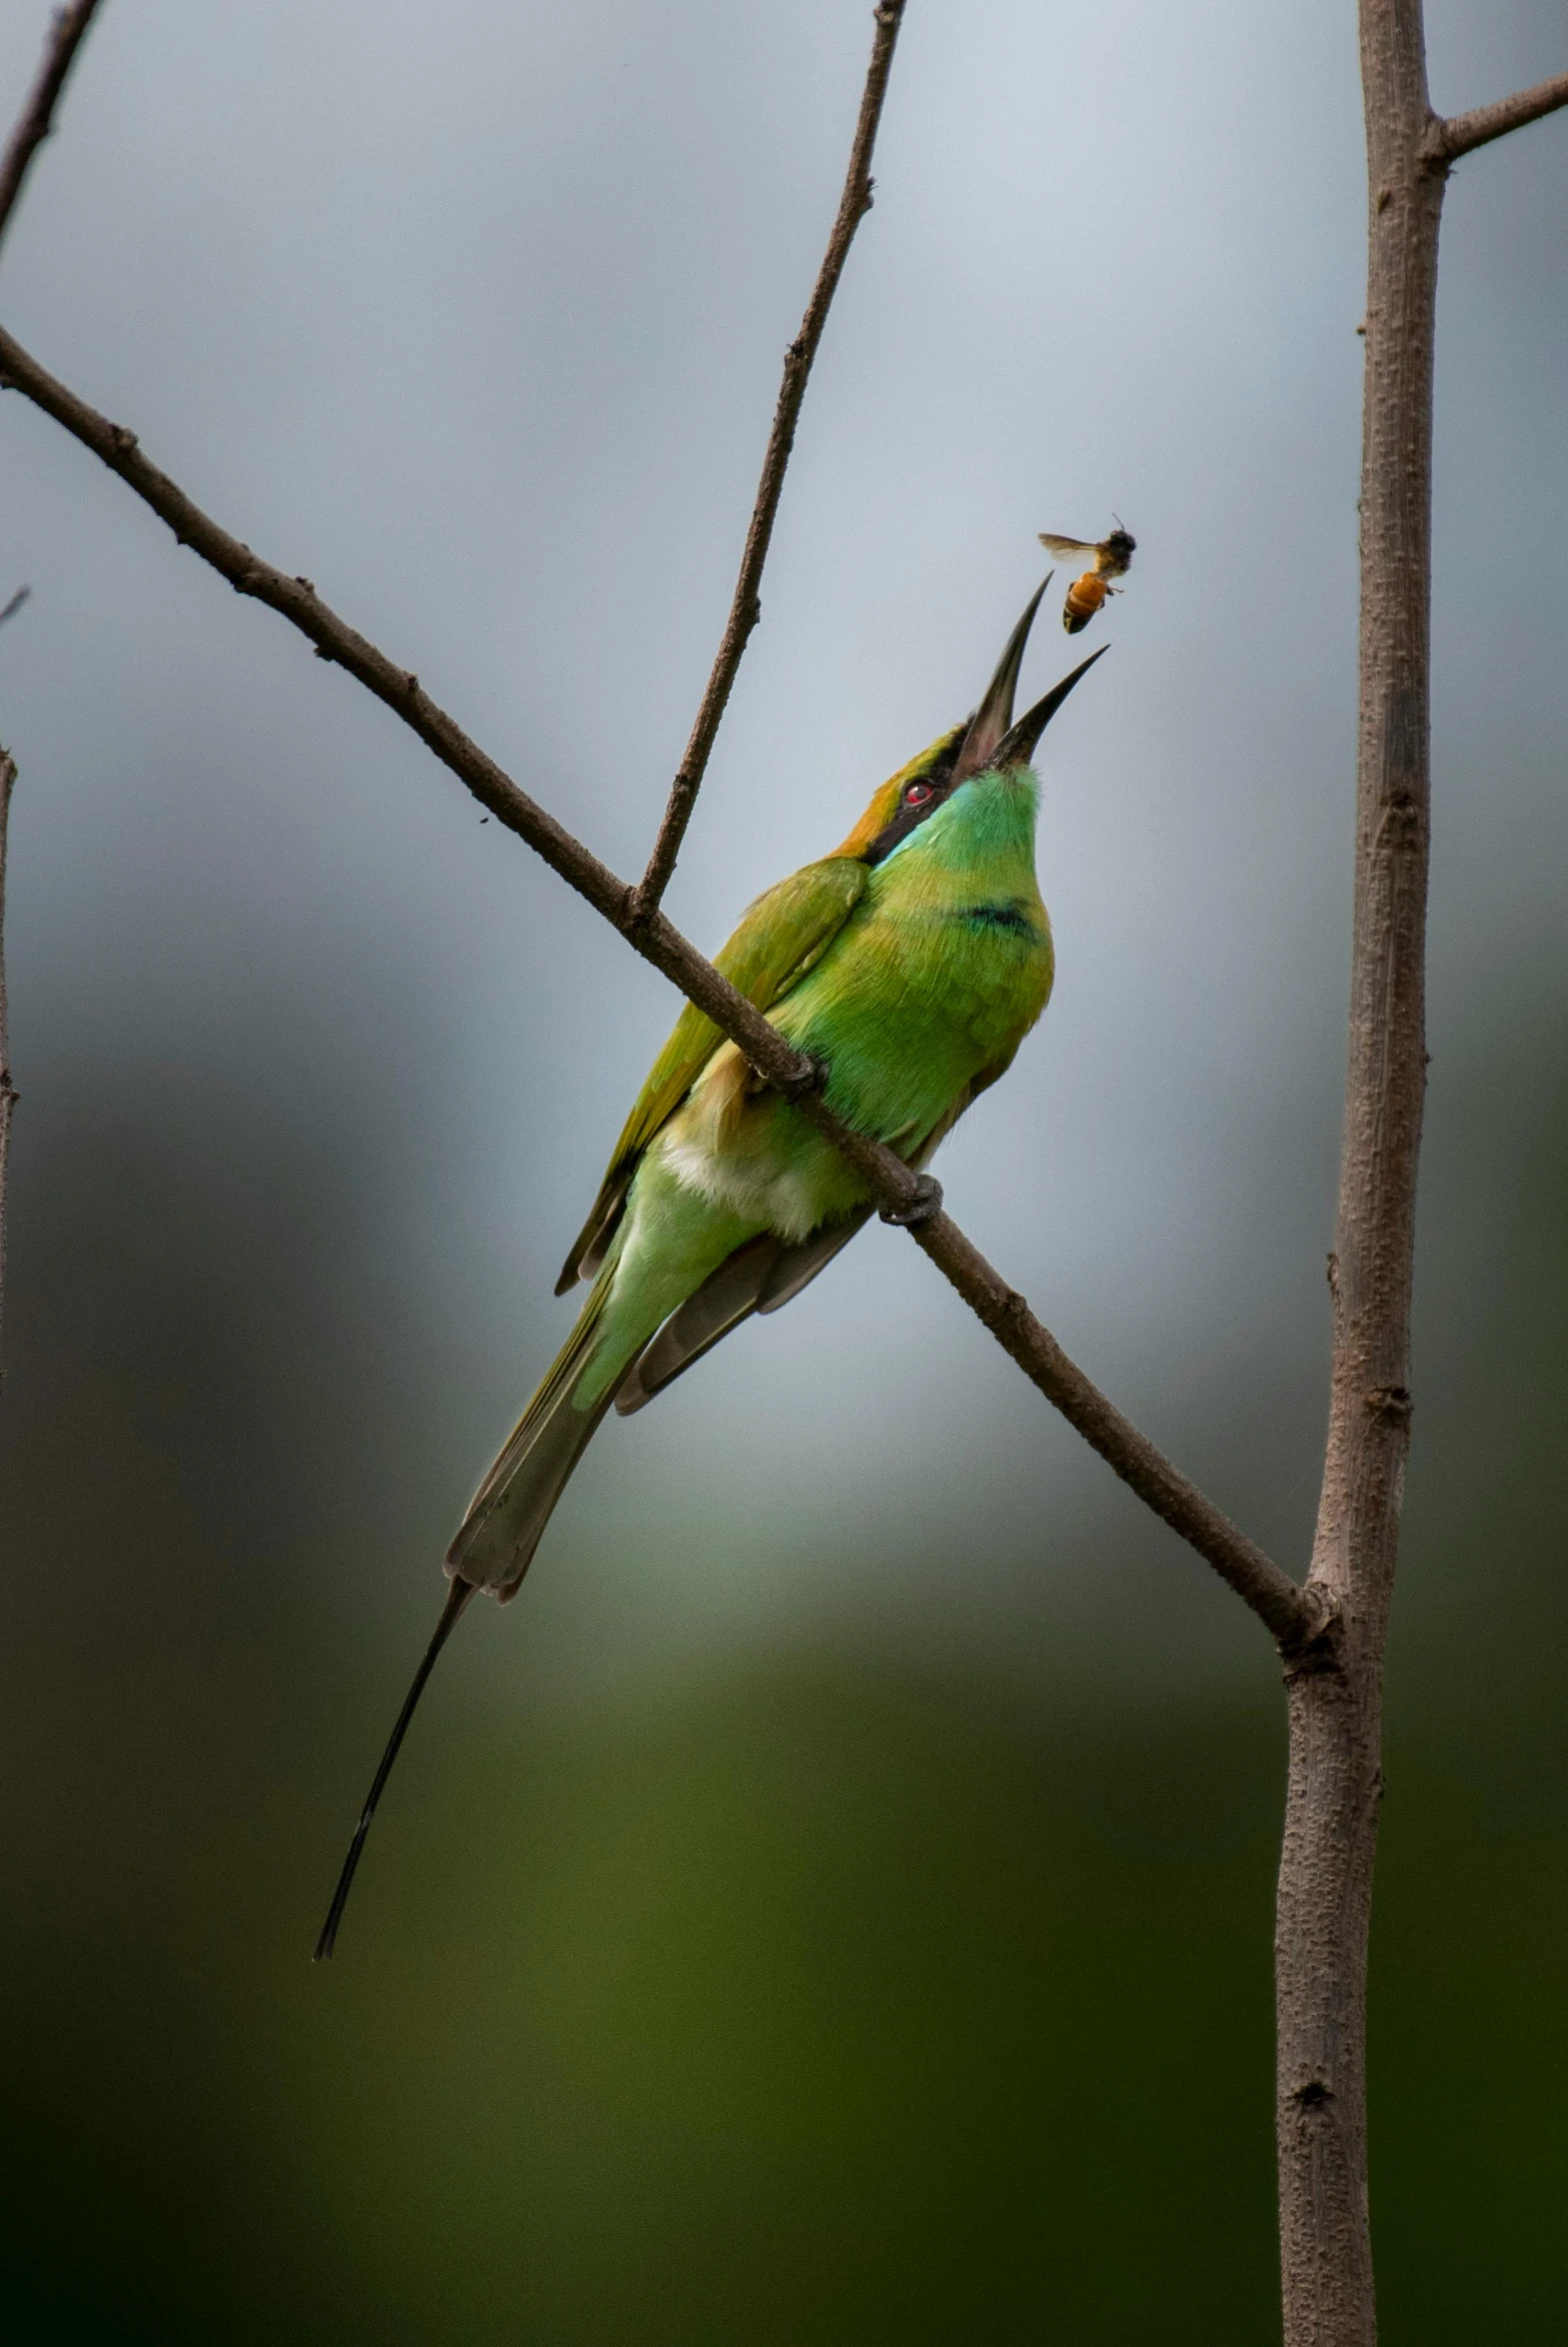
[951,579,1107,782]
[951,577,1051,783]
[990,643,1107,772]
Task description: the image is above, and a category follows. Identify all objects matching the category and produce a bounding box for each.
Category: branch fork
[1421,69,1568,169]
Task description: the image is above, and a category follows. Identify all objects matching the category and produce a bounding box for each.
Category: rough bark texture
[1276,5,1442,2337]
[1431,67,1568,163]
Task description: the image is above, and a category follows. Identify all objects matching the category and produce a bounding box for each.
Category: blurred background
[1,1,1564,2337]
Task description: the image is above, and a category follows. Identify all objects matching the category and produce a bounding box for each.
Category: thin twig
[0,317,1324,1650]
[0,1,106,257]
[1426,69,1568,164]
[629,0,907,923]
[0,2,83,1392]
[0,747,16,1387]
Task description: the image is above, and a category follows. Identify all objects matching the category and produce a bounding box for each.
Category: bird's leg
[879,1174,943,1227]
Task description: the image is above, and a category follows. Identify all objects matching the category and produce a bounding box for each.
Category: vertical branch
[0,746,17,1384]
[630,0,906,921]
[1275,3,1443,2338]
[0,0,109,1396]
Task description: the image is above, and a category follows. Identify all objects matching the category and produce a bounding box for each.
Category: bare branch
[0,746,16,1387]
[0,586,29,628]
[0,1,106,259]
[1276,2,1452,2334]
[0,316,1324,1649]
[903,1213,1326,1648]
[630,0,907,923]
[1426,69,1568,165]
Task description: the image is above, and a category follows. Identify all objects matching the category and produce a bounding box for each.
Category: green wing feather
[556,856,868,1292]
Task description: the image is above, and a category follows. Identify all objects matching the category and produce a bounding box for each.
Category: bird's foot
[880,1174,943,1228]
[776,1051,829,1102]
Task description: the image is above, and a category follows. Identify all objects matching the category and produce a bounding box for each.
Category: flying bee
[1037,524,1136,634]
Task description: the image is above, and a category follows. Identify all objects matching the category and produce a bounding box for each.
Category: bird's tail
[314,1265,633,1960]
[445,1258,631,1600]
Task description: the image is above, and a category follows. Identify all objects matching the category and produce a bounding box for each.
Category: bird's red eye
[904,781,934,807]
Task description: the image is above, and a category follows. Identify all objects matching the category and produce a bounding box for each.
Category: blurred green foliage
[1,974,1565,2343]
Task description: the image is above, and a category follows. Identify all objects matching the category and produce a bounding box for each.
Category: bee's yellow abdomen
[1062,572,1108,633]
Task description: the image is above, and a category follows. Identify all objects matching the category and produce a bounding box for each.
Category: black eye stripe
[863,777,953,866]
[861,737,964,866]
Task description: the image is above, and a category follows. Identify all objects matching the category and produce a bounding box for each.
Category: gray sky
[2,1,1565,1692]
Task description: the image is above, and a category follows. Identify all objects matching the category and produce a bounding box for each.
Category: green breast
[774,768,1053,1148]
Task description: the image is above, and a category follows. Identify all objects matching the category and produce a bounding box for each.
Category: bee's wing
[1038,533,1097,560]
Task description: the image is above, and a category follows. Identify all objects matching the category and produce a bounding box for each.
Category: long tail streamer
[313,1575,477,1961]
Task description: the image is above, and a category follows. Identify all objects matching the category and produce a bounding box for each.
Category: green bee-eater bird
[316,579,1103,1955]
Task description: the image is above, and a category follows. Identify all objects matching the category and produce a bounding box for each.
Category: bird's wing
[614,1206,874,1415]
[608,970,1027,1412]
[556,855,869,1291]
[613,1233,781,1413]
[613,1047,1024,1413]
